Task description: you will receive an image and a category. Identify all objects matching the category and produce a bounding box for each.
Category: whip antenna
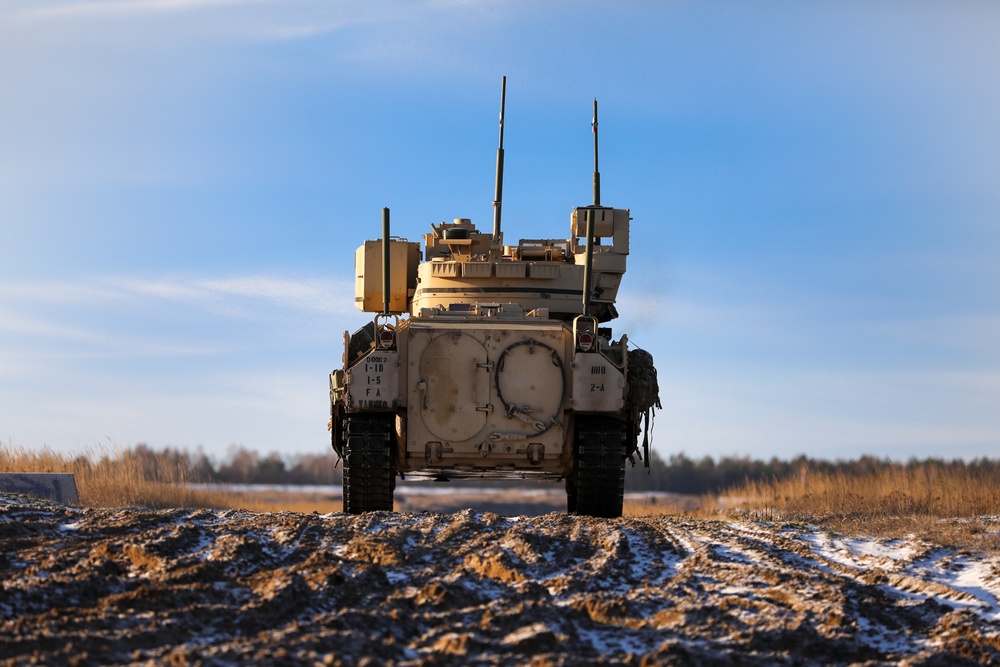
[491,76,506,255]
[592,98,600,206]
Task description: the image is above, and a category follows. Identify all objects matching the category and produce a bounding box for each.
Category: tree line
[626,450,1000,495]
[128,443,999,494]
[130,444,343,486]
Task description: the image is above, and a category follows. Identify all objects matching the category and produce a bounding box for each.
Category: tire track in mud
[2,496,1000,666]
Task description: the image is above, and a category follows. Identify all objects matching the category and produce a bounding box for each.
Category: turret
[353,79,631,323]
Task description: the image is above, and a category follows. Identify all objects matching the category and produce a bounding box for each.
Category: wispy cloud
[20,0,264,20]
[0,308,112,344]
[0,273,356,453]
[1,274,356,316]
[13,0,443,44]
[0,273,362,370]
[0,305,230,363]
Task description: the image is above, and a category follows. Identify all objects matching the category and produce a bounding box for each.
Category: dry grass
[711,463,1000,550]
[623,493,702,517]
[5,447,1000,550]
[215,489,344,514]
[0,445,244,509]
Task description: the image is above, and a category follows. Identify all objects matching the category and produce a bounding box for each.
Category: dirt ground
[2,493,1000,666]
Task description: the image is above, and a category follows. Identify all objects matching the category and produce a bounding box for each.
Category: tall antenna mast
[491,76,507,255]
[583,98,601,316]
[381,207,391,315]
[592,98,600,206]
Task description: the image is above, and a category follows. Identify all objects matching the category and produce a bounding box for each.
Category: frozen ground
[2,493,999,665]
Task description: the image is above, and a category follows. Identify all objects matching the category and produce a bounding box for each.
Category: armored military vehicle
[329,78,660,517]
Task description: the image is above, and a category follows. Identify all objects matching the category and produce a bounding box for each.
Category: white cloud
[1,274,356,317]
[198,276,348,313]
[19,0,267,21]
[0,306,229,366]
[0,274,361,371]
[10,0,489,46]
[0,308,109,344]
[0,272,356,456]
[109,275,359,322]
[0,282,130,306]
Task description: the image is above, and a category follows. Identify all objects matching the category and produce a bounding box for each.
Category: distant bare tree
[254,452,287,485]
[287,453,342,485]
[217,446,258,484]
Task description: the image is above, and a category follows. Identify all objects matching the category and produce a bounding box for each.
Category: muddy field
[2,493,1000,666]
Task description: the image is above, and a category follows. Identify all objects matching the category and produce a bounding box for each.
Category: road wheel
[342,414,396,514]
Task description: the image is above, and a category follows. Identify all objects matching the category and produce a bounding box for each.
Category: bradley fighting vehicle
[329,78,660,517]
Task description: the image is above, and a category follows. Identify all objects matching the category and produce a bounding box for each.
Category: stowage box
[354,239,420,313]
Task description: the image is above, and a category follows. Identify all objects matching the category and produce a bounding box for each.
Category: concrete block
[0,473,80,504]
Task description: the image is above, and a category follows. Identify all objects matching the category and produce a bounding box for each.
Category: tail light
[577,331,594,352]
[377,328,395,349]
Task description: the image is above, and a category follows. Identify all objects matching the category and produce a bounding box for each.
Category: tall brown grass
[5,447,1000,550]
[712,462,1000,549]
[0,445,245,509]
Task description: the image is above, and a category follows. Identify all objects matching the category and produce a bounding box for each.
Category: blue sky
[2,1,998,463]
